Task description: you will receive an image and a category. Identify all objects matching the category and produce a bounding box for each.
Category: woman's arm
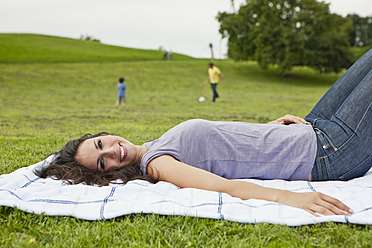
[147,155,353,216]
[268,114,309,125]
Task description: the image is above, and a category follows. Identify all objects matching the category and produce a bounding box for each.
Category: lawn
[0,34,371,247]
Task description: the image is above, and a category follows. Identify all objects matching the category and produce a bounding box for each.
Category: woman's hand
[268,114,309,125]
[280,191,353,216]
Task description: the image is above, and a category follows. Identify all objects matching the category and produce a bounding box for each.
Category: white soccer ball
[198,96,206,102]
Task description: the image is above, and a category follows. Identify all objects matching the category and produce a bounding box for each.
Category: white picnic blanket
[1,157,371,226]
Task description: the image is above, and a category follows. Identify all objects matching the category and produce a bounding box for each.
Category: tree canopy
[347,14,372,47]
[217,0,354,73]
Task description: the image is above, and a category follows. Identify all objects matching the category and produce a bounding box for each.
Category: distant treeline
[79,34,101,43]
[218,0,372,73]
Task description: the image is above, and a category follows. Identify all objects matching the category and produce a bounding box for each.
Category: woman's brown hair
[34,132,157,186]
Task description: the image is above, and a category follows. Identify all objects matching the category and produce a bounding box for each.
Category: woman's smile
[118,143,128,162]
[75,135,143,172]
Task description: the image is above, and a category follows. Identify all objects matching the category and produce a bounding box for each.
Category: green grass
[0,33,192,63]
[0,34,371,247]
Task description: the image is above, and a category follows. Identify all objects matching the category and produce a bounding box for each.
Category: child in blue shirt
[116,77,127,108]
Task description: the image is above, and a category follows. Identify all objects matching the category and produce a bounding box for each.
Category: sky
[0,0,371,58]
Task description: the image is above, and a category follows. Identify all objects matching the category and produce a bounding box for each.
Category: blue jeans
[305,49,372,181]
[210,83,219,102]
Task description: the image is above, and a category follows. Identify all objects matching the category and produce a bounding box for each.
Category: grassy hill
[1,33,371,247]
[0,33,193,63]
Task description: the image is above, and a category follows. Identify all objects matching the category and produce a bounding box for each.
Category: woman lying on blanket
[36,49,372,217]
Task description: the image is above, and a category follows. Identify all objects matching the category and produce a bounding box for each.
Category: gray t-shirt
[140,119,317,180]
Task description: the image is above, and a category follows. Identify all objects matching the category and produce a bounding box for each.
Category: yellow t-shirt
[208,66,221,83]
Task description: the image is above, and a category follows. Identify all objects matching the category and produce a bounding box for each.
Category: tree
[217,0,353,73]
[347,14,372,47]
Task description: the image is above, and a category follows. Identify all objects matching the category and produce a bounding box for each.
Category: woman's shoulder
[176,119,216,130]
[181,119,209,125]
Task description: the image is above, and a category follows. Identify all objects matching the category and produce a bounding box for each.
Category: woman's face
[75,135,139,172]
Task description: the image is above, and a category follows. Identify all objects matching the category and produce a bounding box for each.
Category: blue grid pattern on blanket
[1,159,371,226]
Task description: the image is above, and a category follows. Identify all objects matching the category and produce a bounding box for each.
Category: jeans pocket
[314,128,338,156]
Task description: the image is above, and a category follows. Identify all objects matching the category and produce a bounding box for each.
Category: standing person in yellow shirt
[205,63,225,102]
